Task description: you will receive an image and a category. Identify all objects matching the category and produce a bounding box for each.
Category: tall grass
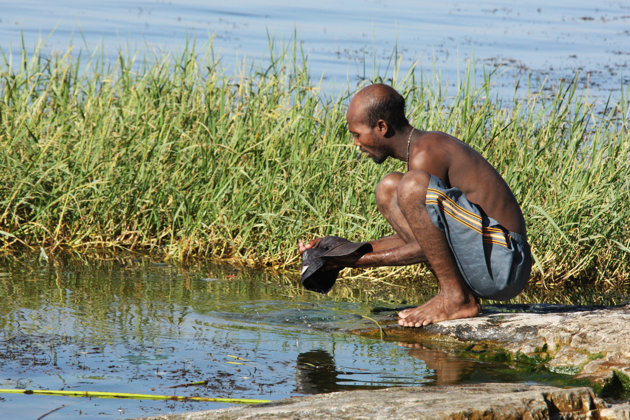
[1,41,628,296]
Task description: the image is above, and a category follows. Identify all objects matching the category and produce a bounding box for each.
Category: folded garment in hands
[300,236,372,293]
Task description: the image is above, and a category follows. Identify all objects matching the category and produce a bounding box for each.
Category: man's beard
[371,154,386,164]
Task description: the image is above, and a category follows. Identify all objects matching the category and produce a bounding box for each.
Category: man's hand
[297,238,321,255]
[298,237,345,272]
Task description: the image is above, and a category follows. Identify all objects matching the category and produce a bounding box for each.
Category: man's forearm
[354,241,426,268]
[369,234,406,252]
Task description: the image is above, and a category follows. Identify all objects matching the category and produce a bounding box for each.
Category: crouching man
[299,84,531,327]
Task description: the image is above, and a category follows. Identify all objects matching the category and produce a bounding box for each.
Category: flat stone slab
[142,383,630,419]
[363,303,630,384]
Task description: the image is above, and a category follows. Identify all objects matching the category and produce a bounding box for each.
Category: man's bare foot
[398,293,480,327]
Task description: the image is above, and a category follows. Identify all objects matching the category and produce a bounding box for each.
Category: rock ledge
[142,383,630,420]
[362,304,630,385]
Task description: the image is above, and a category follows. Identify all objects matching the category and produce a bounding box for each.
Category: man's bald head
[349,84,409,130]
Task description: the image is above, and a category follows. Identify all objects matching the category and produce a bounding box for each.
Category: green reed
[1,41,628,296]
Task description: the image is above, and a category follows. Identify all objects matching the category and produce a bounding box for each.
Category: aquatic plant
[0,40,628,301]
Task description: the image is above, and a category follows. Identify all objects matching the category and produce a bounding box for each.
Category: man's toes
[398,315,426,328]
[399,319,413,327]
[398,308,413,318]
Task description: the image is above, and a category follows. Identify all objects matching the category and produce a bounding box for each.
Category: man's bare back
[298,84,531,327]
[408,131,526,237]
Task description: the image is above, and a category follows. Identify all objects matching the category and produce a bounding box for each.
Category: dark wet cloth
[301,236,372,293]
[426,175,531,300]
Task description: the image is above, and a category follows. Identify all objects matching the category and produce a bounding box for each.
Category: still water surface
[1,1,629,99]
[0,260,581,418]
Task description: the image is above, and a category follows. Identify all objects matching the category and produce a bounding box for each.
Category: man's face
[346,102,387,164]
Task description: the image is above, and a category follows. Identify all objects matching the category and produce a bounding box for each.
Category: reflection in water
[296,350,342,394]
[399,343,476,386]
[294,347,455,393]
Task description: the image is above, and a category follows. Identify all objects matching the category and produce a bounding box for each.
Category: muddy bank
[357,304,630,386]
[141,383,630,419]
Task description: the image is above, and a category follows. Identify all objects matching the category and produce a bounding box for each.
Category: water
[1,1,629,100]
[0,260,585,419]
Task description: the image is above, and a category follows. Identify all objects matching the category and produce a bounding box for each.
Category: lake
[1,0,629,100]
[0,259,589,418]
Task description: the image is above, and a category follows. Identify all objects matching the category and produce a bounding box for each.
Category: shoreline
[353,303,630,390]
[143,304,630,419]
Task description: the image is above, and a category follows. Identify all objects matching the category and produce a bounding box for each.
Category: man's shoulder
[411,130,494,180]
[417,130,449,141]
[414,131,468,159]
[418,131,485,159]
[415,131,460,150]
[409,131,457,176]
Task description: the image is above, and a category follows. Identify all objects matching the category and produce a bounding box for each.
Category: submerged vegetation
[0,42,629,300]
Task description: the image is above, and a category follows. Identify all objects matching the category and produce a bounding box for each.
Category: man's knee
[397,170,432,206]
[375,172,403,209]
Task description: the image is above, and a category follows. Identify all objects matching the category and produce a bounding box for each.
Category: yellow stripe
[427,199,483,235]
[427,199,481,232]
[427,188,482,221]
[426,192,482,224]
[488,232,508,243]
[484,232,507,241]
[427,196,482,228]
[486,227,504,233]
[426,199,480,232]
[484,239,509,247]
[426,195,482,228]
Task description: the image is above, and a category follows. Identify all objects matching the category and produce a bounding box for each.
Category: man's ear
[375,119,390,137]
[376,119,395,138]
